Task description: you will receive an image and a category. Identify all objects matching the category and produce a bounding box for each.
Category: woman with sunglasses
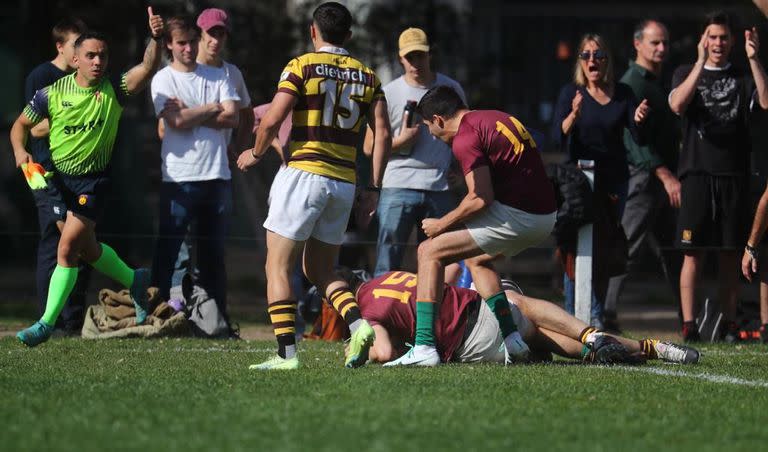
[552,33,649,328]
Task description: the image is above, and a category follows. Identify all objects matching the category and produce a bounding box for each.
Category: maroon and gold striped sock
[328,287,362,329]
[579,326,599,344]
[639,338,659,359]
[268,300,297,359]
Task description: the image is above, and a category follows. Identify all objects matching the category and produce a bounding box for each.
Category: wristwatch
[746,244,758,260]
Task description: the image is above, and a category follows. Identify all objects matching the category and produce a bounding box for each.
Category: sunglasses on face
[579,50,607,61]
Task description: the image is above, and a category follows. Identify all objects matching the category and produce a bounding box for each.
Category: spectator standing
[604,20,682,330]
[365,27,466,276]
[668,11,768,342]
[552,33,649,327]
[24,18,89,334]
[150,16,240,325]
[162,8,255,296]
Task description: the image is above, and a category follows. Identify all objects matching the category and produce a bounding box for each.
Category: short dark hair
[74,31,108,50]
[164,16,199,59]
[416,85,467,120]
[52,17,87,44]
[703,10,733,33]
[312,2,352,46]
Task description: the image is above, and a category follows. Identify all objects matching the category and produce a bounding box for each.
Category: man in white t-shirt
[161,8,255,301]
[364,28,466,276]
[150,15,240,324]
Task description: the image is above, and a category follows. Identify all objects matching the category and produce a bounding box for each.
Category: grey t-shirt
[382,73,466,191]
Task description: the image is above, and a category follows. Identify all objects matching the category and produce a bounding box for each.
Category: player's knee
[57,239,79,265]
[417,240,435,261]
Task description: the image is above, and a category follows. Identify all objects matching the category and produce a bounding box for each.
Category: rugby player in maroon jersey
[386,85,557,366]
[340,270,700,365]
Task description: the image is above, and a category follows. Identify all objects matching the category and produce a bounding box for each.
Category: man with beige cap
[365,27,466,276]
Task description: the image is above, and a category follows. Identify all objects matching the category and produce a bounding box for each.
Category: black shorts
[53,170,112,222]
[31,183,67,225]
[676,173,748,250]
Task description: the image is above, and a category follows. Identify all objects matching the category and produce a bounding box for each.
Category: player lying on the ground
[336,270,699,365]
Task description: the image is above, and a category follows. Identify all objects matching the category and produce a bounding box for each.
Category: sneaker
[345,320,375,368]
[504,331,530,364]
[383,344,440,367]
[17,321,54,347]
[654,341,700,364]
[586,334,632,365]
[130,268,151,325]
[249,355,299,370]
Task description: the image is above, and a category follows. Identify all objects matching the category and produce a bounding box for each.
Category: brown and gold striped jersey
[277,49,384,183]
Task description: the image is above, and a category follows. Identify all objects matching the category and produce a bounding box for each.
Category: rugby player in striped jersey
[237,2,391,370]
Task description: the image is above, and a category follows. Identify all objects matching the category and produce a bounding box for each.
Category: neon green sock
[41,265,78,326]
[485,291,518,337]
[90,243,134,288]
[414,301,436,347]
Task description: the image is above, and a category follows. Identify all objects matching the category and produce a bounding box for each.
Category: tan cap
[398,28,430,57]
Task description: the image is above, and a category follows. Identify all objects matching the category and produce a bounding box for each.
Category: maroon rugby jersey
[357,271,480,362]
[452,110,556,214]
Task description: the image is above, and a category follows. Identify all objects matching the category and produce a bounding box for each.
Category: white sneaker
[504,331,530,364]
[655,341,700,364]
[383,344,440,367]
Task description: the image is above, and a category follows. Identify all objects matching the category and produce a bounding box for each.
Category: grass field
[2,332,768,452]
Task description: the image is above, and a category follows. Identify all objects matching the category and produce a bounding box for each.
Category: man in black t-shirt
[668,11,768,342]
[24,17,90,334]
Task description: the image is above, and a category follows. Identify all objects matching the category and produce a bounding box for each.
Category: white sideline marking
[6,346,341,354]
[698,349,768,357]
[613,365,768,388]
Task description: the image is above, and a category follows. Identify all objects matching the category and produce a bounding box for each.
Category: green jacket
[619,61,680,172]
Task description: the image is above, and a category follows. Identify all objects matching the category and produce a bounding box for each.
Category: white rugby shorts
[464,201,555,256]
[453,300,534,364]
[263,165,355,245]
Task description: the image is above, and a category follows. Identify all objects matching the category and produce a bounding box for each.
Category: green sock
[485,291,518,337]
[41,265,78,326]
[414,301,436,347]
[90,243,134,288]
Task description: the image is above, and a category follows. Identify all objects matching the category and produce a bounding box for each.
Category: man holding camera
[364,28,466,276]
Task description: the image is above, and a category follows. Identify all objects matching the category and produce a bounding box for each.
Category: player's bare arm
[367,97,392,188]
[10,113,36,167]
[201,99,240,129]
[669,28,709,114]
[422,166,494,238]
[746,27,768,109]
[743,184,768,280]
[232,107,256,154]
[367,324,396,363]
[237,91,296,171]
[123,7,165,95]
[30,119,50,139]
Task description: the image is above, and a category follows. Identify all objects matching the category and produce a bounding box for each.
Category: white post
[575,161,595,324]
